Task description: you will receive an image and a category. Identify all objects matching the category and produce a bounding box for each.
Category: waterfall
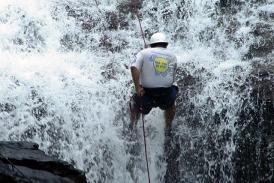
[0,0,273,182]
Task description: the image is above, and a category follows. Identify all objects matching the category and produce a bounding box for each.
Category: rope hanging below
[141,113,151,183]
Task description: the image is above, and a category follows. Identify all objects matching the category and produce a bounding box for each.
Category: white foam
[0,0,261,182]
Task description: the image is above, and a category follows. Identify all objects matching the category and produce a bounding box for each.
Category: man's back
[133,47,177,88]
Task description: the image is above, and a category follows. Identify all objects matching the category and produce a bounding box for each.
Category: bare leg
[164,104,176,129]
[130,108,140,126]
[129,98,140,127]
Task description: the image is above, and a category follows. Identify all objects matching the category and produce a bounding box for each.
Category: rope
[139,97,151,183]
[141,113,151,183]
[135,12,147,48]
[130,0,147,47]
[133,2,150,180]
[94,0,147,48]
[114,0,149,181]
[134,1,150,175]
[134,5,150,180]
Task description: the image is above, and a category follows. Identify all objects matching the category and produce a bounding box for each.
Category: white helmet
[149,32,168,45]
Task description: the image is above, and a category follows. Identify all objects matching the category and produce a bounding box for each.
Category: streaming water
[0,0,272,182]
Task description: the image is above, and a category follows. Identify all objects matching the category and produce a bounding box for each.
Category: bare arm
[131,66,144,96]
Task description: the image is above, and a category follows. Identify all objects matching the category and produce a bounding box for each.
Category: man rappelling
[129,32,178,130]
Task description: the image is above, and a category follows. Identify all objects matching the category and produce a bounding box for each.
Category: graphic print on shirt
[154,57,168,74]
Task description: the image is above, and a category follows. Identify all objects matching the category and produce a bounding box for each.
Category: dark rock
[219,0,233,8]
[247,23,274,58]
[233,61,274,182]
[164,129,180,183]
[165,60,273,182]
[0,141,87,183]
[117,0,143,29]
[0,103,16,113]
[105,11,119,30]
[215,1,274,60]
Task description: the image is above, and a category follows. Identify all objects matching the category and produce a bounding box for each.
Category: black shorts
[132,85,178,114]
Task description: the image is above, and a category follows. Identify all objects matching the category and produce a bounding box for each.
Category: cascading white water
[0,0,273,182]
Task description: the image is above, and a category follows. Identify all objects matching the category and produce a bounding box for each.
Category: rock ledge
[0,141,87,183]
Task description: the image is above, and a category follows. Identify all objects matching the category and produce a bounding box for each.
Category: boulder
[0,141,87,183]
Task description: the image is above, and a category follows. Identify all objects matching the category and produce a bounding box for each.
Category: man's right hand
[131,66,144,96]
[136,86,145,96]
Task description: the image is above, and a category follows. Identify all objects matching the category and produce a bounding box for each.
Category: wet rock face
[216,0,274,60]
[217,3,274,180]
[164,1,274,181]
[234,61,274,182]
[247,23,274,59]
[0,141,87,183]
[165,60,274,182]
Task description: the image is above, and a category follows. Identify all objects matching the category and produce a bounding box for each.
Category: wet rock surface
[164,1,274,181]
[0,141,87,183]
[234,61,274,182]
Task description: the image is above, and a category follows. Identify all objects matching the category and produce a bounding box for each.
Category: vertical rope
[140,97,151,183]
[135,12,147,48]
[141,113,151,183]
[131,0,147,48]
[132,1,150,182]
[132,1,150,180]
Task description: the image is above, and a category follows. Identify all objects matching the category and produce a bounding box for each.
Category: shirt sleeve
[130,51,143,70]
